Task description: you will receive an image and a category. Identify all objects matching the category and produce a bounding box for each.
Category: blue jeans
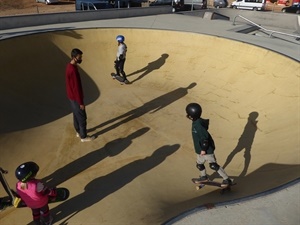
[69,100,87,139]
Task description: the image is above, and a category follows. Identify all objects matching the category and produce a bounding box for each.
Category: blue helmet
[116,35,125,42]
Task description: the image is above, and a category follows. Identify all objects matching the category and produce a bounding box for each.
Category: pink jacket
[16,179,48,209]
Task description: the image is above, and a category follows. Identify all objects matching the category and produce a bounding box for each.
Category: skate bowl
[0,26,299,224]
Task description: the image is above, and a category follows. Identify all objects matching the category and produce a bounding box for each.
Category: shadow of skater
[42,127,150,187]
[90,82,197,137]
[42,144,180,225]
[127,54,169,83]
[223,112,259,177]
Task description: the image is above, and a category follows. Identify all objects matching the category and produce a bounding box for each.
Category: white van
[36,0,59,4]
[231,0,266,11]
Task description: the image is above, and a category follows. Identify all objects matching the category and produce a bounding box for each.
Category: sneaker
[76,132,80,138]
[44,215,53,225]
[193,175,208,184]
[111,74,116,79]
[221,178,232,187]
[81,136,95,142]
[199,175,208,182]
[120,79,130,85]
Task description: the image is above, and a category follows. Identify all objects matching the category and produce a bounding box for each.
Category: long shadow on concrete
[210,111,259,180]
[223,111,259,177]
[127,53,169,83]
[42,127,150,187]
[90,82,197,137]
[30,144,180,225]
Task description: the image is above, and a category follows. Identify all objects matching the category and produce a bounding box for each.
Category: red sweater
[65,63,84,105]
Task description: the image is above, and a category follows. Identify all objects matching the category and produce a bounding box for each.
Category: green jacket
[191,118,215,154]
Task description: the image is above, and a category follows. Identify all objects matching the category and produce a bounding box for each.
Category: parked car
[149,0,173,6]
[281,4,300,13]
[36,0,59,4]
[149,0,201,11]
[184,0,206,8]
[75,0,114,10]
[231,0,266,11]
[75,0,144,10]
[173,0,197,11]
[213,0,228,8]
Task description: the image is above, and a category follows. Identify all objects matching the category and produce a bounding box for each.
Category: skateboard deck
[16,187,70,208]
[111,73,125,83]
[48,187,70,203]
[191,178,236,194]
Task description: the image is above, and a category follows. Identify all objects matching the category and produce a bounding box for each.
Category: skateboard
[0,167,69,210]
[111,73,130,84]
[15,187,70,208]
[191,178,236,194]
[111,73,124,82]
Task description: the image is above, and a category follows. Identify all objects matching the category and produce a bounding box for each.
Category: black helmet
[186,103,202,120]
[15,162,39,182]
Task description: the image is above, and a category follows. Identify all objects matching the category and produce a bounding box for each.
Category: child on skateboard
[15,162,54,225]
[186,103,232,187]
[113,35,130,84]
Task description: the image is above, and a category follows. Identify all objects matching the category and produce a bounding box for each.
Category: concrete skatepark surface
[0,13,299,225]
[166,179,300,225]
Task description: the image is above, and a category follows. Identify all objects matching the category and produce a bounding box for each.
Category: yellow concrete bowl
[0,28,299,225]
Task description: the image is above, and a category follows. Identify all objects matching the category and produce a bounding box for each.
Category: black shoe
[193,175,208,184]
[199,175,208,181]
[120,79,130,85]
[221,178,232,187]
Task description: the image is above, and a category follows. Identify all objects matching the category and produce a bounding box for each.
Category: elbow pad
[202,140,209,150]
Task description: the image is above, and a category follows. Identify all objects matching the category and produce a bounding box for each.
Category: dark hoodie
[191,118,215,154]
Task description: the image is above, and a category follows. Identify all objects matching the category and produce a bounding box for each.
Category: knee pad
[196,163,205,171]
[209,163,220,171]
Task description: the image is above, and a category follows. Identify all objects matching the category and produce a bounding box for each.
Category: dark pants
[32,204,50,225]
[115,58,127,81]
[69,100,87,139]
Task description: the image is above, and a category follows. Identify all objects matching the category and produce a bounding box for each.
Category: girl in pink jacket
[15,162,53,225]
